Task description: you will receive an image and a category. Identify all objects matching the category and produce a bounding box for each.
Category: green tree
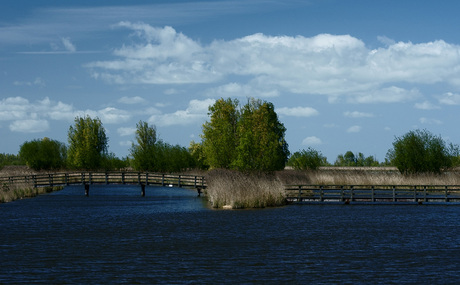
[287,148,328,170]
[67,116,108,170]
[233,98,289,171]
[19,137,67,170]
[130,121,157,171]
[0,153,23,169]
[189,141,209,170]
[387,129,458,174]
[335,151,379,166]
[201,98,239,169]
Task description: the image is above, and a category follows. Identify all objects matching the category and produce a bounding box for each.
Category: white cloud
[343,111,374,118]
[302,136,322,145]
[347,125,362,133]
[277,106,319,117]
[61,37,76,52]
[414,101,440,110]
[117,127,136,136]
[10,119,49,133]
[86,24,460,104]
[148,98,215,127]
[420,117,442,125]
[118,96,146,104]
[13,77,45,87]
[438,92,460,105]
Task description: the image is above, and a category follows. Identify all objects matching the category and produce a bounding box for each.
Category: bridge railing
[285,185,460,203]
[0,172,206,190]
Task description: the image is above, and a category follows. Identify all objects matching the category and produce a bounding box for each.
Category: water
[1,185,459,284]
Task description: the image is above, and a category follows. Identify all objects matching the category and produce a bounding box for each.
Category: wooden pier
[285,185,460,204]
[1,172,206,196]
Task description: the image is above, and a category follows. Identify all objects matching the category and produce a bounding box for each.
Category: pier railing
[285,185,460,204]
[1,172,206,190]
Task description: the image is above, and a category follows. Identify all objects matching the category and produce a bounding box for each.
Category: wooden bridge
[285,185,460,204]
[0,172,206,197]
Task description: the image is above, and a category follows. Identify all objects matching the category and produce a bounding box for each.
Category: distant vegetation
[2,98,460,176]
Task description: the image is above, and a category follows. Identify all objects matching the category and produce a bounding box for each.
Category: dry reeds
[0,182,61,203]
[205,169,286,209]
[278,167,460,186]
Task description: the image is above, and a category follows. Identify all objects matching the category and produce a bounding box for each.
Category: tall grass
[0,182,62,203]
[205,169,286,209]
[0,166,63,203]
[205,168,460,209]
[286,167,460,186]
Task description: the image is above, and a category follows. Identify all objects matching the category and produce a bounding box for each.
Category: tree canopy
[387,129,459,174]
[287,148,328,170]
[19,137,67,170]
[130,121,157,171]
[201,97,289,171]
[67,116,108,170]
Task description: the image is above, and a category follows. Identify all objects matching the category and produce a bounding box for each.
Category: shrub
[387,129,459,174]
[287,148,328,170]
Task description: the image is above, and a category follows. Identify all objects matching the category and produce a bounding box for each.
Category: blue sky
[2,0,460,163]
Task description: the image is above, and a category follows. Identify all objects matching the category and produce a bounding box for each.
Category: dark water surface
[1,185,459,284]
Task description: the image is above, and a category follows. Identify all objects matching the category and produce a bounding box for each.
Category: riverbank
[205,168,460,209]
[0,166,63,203]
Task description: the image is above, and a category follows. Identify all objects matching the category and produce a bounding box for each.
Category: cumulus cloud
[0,96,134,133]
[420,117,442,125]
[13,77,45,87]
[438,92,460,105]
[86,23,460,104]
[347,125,362,133]
[10,119,49,133]
[277,106,319,117]
[148,98,215,127]
[118,96,146,104]
[61,37,76,52]
[414,101,440,110]
[117,127,136,136]
[302,136,322,146]
[343,111,374,118]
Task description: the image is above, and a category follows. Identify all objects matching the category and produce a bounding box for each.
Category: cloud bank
[86,23,460,104]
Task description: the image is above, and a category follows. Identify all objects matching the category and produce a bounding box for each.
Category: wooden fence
[285,185,460,204]
[0,172,206,196]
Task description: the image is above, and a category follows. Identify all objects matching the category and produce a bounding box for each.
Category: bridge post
[445,186,449,202]
[145,173,149,186]
[162,174,165,186]
[84,183,90,196]
[141,183,145,197]
[105,172,108,185]
[178,175,181,188]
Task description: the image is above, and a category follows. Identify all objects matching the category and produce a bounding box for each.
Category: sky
[2,0,460,163]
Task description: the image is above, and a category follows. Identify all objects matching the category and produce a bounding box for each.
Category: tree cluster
[201,98,289,171]
[130,121,194,172]
[387,129,459,174]
[287,148,328,170]
[334,151,380,167]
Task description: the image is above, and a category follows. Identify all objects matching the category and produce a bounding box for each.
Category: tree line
[6,97,460,175]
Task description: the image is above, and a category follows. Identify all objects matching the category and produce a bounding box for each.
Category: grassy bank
[205,168,460,209]
[1,183,63,203]
[205,169,286,209]
[0,166,63,203]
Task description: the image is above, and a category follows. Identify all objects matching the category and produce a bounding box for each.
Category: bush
[19,138,67,170]
[287,148,328,170]
[387,129,459,174]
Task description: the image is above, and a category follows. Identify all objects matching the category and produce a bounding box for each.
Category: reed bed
[205,169,286,209]
[0,182,62,203]
[284,168,460,186]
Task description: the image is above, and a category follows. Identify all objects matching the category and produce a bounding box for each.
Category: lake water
[1,185,459,284]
